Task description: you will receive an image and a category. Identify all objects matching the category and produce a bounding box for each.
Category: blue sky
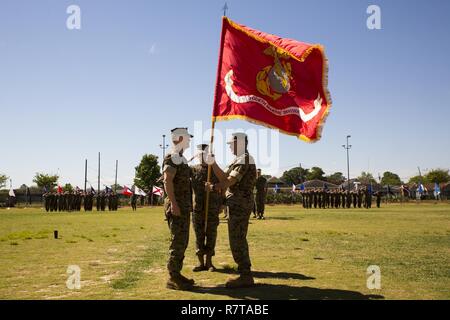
[1,0,449,188]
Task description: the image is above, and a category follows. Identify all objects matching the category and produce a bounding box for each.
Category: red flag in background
[122,185,133,196]
[152,186,164,197]
[212,17,332,142]
[57,185,63,194]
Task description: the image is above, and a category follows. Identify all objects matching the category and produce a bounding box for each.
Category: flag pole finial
[222,2,228,16]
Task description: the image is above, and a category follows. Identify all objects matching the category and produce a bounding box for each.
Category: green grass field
[0,203,449,300]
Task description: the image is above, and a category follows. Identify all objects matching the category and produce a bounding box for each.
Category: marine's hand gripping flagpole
[204,17,226,234]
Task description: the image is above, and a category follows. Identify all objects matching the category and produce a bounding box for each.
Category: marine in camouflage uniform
[75,192,81,211]
[100,192,106,211]
[336,190,341,208]
[318,190,323,209]
[313,189,318,208]
[365,187,372,209]
[346,191,352,208]
[308,190,313,208]
[107,193,112,211]
[324,190,330,208]
[357,190,363,208]
[112,192,118,211]
[207,132,257,288]
[65,192,72,212]
[163,128,195,290]
[83,192,89,211]
[50,192,56,212]
[130,193,137,211]
[254,169,267,219]
[376,191,382,208]
[43,192,50,212]
[190,144,222,272]
[89,189,96,211]
[301,190,306,208]
[55,193,63,212]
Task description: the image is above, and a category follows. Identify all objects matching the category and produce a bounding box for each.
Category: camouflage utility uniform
[225,152,257,275]
[163,152,193,276]
[254,176,267,218]
[191,164,221,259]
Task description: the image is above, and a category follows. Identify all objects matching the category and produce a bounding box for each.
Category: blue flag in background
[434,183,440,199]
[418,183,424,194]
[274,184,280,193]
[300,183,305,191]
[434,183,440,193]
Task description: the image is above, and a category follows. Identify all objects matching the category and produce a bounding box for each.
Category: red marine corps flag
[212,17,332,142]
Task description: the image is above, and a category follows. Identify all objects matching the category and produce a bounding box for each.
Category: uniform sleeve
[163,156,177,175]
[229,163,248,182]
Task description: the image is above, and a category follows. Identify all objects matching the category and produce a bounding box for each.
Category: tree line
[279,167,450,186]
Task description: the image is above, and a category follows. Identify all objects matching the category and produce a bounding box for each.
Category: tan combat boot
[225,274,255,288]
[166,273,194,290]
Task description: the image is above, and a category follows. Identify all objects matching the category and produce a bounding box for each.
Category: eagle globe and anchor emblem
[256,46,293,101]
[223,46,322,122]
[224,44,323,123]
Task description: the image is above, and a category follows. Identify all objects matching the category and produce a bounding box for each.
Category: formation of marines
[43,190,119,212]
[163,128,256,291]
[300,188,382,209]
[43,191,85,212]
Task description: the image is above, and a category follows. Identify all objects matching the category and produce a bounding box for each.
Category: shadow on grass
[192,284,384,300]
[196,267,384,299]
[265,216,300,221]
[216,268,315,281]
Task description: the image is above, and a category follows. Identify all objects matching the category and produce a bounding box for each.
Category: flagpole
[204,16,226,233]
[204,119,216,233]
[98,152,101,194]
[114,160,118,192]
[84,159,87,193]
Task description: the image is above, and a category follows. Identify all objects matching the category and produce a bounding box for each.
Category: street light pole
[84,159,87,192]
[342,135,352,192]
[98,152,100,194]
[159,134,169,172]
[114,160,118,193]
